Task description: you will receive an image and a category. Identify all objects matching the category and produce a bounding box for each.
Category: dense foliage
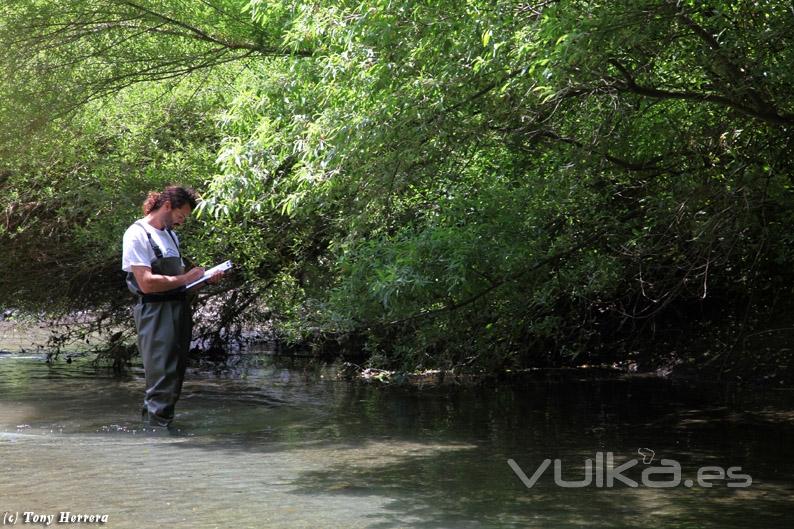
[1,1,793,375]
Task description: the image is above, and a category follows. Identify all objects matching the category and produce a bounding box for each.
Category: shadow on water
[2,352,794,528]
[160,375,794,528]
[168,379,794,528]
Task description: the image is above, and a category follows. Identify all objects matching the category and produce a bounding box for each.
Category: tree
[2,1,793,374]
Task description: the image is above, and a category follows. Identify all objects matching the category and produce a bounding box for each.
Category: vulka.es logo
[508,451,752,489]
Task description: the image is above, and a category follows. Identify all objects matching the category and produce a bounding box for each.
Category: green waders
[127,222,193,427]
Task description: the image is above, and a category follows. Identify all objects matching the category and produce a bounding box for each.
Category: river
[1,348,793,528]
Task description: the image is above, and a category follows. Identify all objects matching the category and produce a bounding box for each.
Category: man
[121,185,221,427]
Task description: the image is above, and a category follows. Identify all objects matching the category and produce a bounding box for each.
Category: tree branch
[117,0,311,56]
[672,5,767,110]
[609,59,794,125]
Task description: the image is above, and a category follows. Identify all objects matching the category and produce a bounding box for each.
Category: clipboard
[185,260,232,289]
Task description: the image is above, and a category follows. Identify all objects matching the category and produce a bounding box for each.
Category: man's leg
[135,301,184,426]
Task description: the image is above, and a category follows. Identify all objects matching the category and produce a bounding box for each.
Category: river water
[1,349,793,528]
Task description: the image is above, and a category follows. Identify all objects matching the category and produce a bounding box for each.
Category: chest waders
[126,222,193,427]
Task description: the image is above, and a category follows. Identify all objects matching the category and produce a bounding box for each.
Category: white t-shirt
[121,219,183,272]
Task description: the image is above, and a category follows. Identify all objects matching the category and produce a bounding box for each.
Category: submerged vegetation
[1,1,793,376]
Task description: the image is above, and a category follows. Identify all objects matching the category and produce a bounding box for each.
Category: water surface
[1,350,793,528]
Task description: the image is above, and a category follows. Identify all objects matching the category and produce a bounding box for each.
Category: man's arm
[131,265,205,294]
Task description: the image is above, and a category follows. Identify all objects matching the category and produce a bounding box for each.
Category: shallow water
[1,350,794,528]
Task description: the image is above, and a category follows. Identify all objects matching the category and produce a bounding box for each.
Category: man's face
[166,203,192,229]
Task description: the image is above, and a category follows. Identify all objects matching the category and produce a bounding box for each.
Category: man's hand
[182,267,205,286]
[207,270,224,285]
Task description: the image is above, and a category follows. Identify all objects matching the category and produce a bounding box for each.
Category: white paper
[185,260,232,289]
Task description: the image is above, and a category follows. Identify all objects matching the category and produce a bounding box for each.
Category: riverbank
[335,362,794,390]
[5,313,794,389]
[0,318,53,354]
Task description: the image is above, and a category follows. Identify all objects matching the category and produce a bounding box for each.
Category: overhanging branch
[609,59,794,125]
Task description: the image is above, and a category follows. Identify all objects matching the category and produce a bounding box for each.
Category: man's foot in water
[141,406,173,428]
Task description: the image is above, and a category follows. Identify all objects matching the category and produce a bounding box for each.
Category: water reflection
[1,352,793,528]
